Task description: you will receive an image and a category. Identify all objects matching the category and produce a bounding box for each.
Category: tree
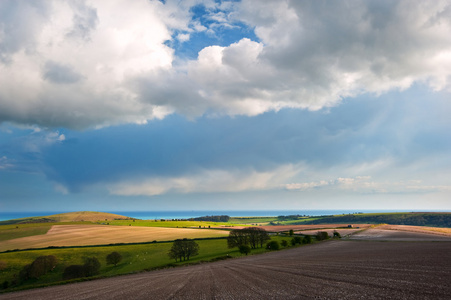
[333,230,341,238]
[227,229,249,248]
[29,255,57,279]
[63,265,85,280]
[19,255,58,282]
[83,257,101,277]
[168,239,199,262]
[227,227,270,249]
[239,245,251,255]
[266,241,280,250]
[316,231,329,241]
[289,229,294,236]
[281,240,288,247]
[106,252,122,266]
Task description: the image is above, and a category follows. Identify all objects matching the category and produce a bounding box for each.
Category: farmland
[2,236,450,299]
[0,225,229,252]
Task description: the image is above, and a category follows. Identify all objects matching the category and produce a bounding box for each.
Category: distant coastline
[0,209,443,222]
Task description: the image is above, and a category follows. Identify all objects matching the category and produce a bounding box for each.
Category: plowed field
[3,236,450,299]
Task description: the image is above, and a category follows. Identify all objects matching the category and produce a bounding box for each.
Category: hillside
[295,212,451,227]
[0,211,131,225]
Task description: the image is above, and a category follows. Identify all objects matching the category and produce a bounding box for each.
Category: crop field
[0,225,229,252]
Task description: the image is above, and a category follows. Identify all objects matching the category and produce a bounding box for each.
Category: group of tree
[277,215,304,221]
[19,255,58,282]
[168,238,199,262]
[63,257,101,280]
[291,235,312,245]
[190,215,230,222]
[227,227,271,250]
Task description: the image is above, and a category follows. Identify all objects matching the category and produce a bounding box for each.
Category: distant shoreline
[1,209,449,222]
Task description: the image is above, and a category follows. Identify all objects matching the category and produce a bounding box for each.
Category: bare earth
[2,228,451,299]
[350,227,451,241]
[0,225,228,252]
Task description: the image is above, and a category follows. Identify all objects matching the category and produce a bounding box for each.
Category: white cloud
[0,156,14,170]
[1,0,451,129]
[108,164,299,196]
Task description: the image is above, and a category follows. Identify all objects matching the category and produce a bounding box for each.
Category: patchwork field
[220,224,372,232]
[3,240,450,299]
[0,225,229,252]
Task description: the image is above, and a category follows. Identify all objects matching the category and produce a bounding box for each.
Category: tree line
[303,213,451,227]
[189,215,230,222]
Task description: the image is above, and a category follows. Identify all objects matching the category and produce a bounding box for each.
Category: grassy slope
[0,211,131,226]
[0,235,293,292]
[104,219,235,228]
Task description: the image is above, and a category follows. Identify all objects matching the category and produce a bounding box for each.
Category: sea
[0,209,418,222]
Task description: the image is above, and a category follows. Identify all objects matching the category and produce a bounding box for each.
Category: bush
[333,230,341,238]
[266,241,280,250]
[303,235,312,244]
[2,280,8,290]
[106,252,122,266]
[316,231,329,241]
[281,240,288,247]
[289,229,294,236]
[291,238,297,246]
[239,245,251,255]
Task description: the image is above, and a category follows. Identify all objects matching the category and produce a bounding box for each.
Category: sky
[1,0,451,213]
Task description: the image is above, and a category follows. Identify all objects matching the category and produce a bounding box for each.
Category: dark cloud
[43,61,82,84]
[35,88,451,192]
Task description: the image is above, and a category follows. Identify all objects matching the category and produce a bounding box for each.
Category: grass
[0,235,299,293]
[103,219,234,228]
[0,224,52,242]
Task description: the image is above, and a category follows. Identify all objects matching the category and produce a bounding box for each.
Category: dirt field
[350,227,451,241]
[3,239,450,300]
[379,224,451,236]
[0,225,228,252]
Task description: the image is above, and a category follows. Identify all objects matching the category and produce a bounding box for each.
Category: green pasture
[0,235,295,292]
[0,222,96,243]
[102,219,237,228]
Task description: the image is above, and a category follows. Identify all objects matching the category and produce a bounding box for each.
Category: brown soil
[3,240,450,299]
[350,227,451,241]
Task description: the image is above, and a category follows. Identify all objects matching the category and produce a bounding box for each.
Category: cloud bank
[1,0,451,129]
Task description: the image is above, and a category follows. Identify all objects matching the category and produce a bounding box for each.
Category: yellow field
[0,225,229,252]
[46,211,130,222]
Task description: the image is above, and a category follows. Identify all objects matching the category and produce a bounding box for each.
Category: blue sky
[1,0,451,212]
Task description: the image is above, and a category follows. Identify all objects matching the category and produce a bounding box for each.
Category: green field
[103,219,235,228]
[0,224,52,242]
[0,235,298,293]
